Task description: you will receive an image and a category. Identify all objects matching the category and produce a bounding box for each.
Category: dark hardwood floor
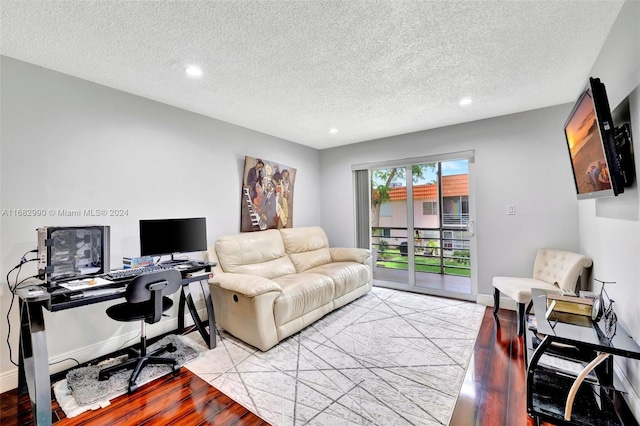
[451,307,553,426]
[1,307,542,426]
[0,366,269,425]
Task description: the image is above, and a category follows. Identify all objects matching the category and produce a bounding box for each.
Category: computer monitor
[139,217,207,262]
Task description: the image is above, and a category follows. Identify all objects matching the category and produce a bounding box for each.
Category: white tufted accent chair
[493,249,592,336]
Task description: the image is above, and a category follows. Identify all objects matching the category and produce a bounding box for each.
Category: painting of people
[241,156,296,232]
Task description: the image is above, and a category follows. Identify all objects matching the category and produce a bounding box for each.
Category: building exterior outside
[377,174,470,252]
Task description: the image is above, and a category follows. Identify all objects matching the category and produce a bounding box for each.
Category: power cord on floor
[6,256,83,369]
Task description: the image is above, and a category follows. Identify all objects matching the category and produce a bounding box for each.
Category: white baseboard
[614,359,640,422]
[476,293,518,311]
[0,310,206,394]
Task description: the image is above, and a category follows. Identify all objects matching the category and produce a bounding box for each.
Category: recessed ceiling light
[185,66,203,77]
[329,128,339,134]
[459,97,472,106]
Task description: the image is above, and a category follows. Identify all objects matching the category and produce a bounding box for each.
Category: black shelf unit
[525,289,640,426]
[531,365,629,426]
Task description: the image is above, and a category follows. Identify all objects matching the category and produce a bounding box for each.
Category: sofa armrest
[206,244,225,275]
[330,247,371,264]
[210,272,282,297]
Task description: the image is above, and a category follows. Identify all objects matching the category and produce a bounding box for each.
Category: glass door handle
[466,220,475,237]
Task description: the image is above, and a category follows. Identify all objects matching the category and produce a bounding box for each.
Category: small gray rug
[54,334,205,417]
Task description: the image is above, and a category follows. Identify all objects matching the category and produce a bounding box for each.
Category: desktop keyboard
[105,264,170,280]
[105,261,209,280]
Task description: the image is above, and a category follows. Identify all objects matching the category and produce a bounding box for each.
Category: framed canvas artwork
[241,156,296,232]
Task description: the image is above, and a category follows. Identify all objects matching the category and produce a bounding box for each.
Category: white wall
[577,0,640,417]
[319,104,581,298]
[0,56,321,390]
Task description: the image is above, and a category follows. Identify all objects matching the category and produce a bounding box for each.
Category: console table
[526,288,640,426]
[17,264,216,426]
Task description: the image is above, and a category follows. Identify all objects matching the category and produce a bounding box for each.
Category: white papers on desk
[59,277,115,291]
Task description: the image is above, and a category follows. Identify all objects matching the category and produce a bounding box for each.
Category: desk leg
[180,281,216,349]
[200,282,216,349]
[178,290,187,332]
[19,299,52,426]
[526,335,551,417]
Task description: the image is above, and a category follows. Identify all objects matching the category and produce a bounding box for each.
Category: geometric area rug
[53,333,206,418]
[186,287,485,425]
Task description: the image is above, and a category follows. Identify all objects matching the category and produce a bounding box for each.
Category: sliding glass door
[371,167,409,286]
[368,156,474,299]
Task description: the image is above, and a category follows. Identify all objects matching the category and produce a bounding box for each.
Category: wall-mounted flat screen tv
[564,77,625,199]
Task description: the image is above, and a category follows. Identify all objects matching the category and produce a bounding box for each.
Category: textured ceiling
[0,1,624,150]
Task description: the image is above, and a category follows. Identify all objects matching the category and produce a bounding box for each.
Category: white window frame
[422,201,437,216]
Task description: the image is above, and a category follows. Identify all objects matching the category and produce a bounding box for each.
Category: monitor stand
[160,254,189,266]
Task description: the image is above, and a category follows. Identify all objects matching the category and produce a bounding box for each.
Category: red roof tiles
[388,174,468,201]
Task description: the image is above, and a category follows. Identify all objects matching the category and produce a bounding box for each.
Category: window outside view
[371,160,471,294]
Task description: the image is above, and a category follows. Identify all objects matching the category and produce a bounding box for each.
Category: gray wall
[319,103,581,298]
[0,56,321,388]
[577,0,640,416]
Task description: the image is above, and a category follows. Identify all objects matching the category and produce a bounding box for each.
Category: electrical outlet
[507,205,515,215]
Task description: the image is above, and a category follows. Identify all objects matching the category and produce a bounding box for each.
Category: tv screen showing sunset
[565,90,611,194]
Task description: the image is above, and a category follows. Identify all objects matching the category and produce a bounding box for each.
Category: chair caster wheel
[166,343,177,353]
[98,373,110,381]
[128,384,138,394]
[172,365,181,374]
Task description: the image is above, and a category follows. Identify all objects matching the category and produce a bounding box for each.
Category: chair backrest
[124,269,182,324]
[125,269,182,303]
[532,249,593,291]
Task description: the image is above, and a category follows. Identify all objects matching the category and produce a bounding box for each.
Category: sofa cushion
[215,229,296,279]
[280,227,332,272]
[273,273,335,326]
[307,262,370,298]
[280,226,329,252]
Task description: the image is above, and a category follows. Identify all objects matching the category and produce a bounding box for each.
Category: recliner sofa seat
[207,226,372,351]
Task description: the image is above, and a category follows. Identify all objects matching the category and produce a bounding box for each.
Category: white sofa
[206,226,372,351]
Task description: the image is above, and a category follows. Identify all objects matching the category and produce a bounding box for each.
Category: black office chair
[98,269,183,393]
